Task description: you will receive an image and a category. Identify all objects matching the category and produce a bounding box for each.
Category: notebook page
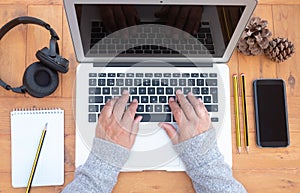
[11,109,64,187]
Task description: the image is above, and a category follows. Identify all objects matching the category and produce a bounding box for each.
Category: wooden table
[0,0,299,192]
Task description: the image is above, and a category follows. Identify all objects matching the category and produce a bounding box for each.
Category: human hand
[155,5,203,35]
[99,5,140,33]
[159,90,212,144]
[95,90,143,149]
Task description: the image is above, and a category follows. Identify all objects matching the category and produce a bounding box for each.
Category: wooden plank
[27,5,63,97]
[272,5,300,97]
[234,169,300,193]
[0,0,62,5]
[237,5,276,97]
[61,7,78,98]
[0,5,27,97]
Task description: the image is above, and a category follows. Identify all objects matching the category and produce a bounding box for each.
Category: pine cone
[264,37,295,63]
[237,17,272,56]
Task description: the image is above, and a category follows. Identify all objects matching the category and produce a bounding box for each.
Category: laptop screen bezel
[64,0,257,64]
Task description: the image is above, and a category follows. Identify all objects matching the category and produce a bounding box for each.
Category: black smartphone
[253,79,290,147]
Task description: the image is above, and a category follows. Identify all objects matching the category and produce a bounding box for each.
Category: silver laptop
[64,0,257,171]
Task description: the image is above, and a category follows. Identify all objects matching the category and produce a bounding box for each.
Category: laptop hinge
[93,62,213,67]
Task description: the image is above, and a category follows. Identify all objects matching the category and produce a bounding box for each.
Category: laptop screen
[74,4,245,59]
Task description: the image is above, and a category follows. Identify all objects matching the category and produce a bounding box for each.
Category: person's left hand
[95,90,143,149]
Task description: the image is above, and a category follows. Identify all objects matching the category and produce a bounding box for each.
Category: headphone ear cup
[23,62,59,98]
[36,47,69,73]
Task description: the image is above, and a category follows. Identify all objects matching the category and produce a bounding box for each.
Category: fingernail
[169,97,174,102]
[122,90,129,94]
[132,98,138,103]
[176,90,182,94]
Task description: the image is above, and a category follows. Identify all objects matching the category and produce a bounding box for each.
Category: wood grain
[0,1,300,193]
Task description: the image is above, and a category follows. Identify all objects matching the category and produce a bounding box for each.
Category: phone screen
[253,79,289,147]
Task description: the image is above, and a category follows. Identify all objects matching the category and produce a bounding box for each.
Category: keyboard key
[129,87,137,94]
[105,96,112,102]
[205,105,218,112]
[108,73,116,77]
[136,73,143,77]
[191,73,199,77]
[150,96,158,103]
[154,73,162,77]
[206,79,218,86]
[89,105,99,112]
[157,87,164,95]
[102,87,110,94]
[134,79,142,86]
[200,73,208,77]
[107,79,115,86]
[163,73,171,77]
[201,87,209,94]
[209,73,218,77]
[131,96,139,102]
[139,87,146,94]
[89,96,103,103]
[89,73,97,77]
[137,105,144,112]
[89,88,101,94]
[166,87,173,94]
[136,113,172,122]
[182,73,190,77]
[211,117,219,122]
[192,87,200,94]
[126,73,134,77]
[152,79,160,86]
[173,73,180,77]
[159,96,167,103]
[143,79,151,86]
[117,73,125,77]
[146,105,153,112]
[155,105,163,112]
[89,79,97,86]
[148,87,155,94]
[145,73,153,77]
[170,79,177,86]
[204,96,212,103]
[141,96,148,103]
[179,79,186,86]
[188,79,195,86]
[121,87,128,93]
[161,79,168,86]
[116,79,124,86]
[125,79,133,86]
[88,114,97,122]
[98,79,106,86]
[197,79,204,86]
[183,87,191,94]
[111,87,119,95]
[98,73,106,77]
[164,105,171,112]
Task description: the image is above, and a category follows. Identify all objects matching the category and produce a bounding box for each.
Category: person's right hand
[99,5,139,33]
[159,90,212,144]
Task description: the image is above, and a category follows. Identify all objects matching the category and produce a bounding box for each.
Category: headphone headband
[0,16,59,40]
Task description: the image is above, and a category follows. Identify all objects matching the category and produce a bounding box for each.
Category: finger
[129,115,143,146]
[167,5,180,26]
[186,6,202,34]
[187,92,204,117]
[154,5,169,18]
[159,122,179,144]
[100,98,118,118]
[123,5,138,26]
[121,99,139,129]
[113,6,127,30]
[168,97,187,124]
[113,90,130,120]
[174,6,191,30]
[176,90,197,120]
[100,6,118,33]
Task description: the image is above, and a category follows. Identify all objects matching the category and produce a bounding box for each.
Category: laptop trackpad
[123,123,180,170]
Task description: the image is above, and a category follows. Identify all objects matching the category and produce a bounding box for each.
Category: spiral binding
[11,108,63,115]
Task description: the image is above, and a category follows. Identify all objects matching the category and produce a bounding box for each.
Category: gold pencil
[241,73,250,153]
[233,74,241,153]
[25,123,47,193]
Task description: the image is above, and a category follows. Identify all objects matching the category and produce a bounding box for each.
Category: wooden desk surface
[0,1,299,192]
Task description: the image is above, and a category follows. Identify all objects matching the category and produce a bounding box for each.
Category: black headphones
[0,16,69,98]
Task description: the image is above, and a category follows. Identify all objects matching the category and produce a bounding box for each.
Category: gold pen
[25,123,47,193]
[241,73,250,153]
[233,74,241,153]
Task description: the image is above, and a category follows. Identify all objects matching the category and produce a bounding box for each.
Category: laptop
[64,0,257,171]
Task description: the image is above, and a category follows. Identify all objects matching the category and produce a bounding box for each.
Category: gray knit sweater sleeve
[63,128,246,193]
[62,138,130,193]
[174,128,247,193]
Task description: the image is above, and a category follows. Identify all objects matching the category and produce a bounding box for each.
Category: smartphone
[253,79,290,147]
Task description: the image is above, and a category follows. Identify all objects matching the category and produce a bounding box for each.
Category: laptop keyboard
[88,72,219,123]
[89,21,215,56]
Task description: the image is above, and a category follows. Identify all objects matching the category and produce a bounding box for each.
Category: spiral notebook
[10,108,64,188]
